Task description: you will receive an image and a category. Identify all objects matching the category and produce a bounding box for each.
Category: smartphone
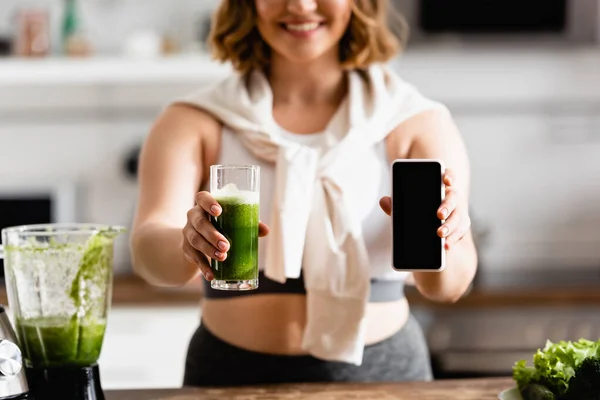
[391,159,446,272]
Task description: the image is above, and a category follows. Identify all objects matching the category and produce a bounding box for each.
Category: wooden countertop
[1,274,599,308]
[404,285,600,309]
[106,275,600,308]
[105,377,514,400]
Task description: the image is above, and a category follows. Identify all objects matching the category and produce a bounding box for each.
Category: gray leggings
[183,314,433,387]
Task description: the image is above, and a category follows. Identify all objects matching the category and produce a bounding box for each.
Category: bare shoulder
[385,106,457,154]
[386,106,465,158]
[149,102,222,144]
[133,103,223,228]
[145,103,222,176]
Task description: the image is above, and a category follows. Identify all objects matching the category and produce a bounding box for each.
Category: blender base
[25,363,105,400]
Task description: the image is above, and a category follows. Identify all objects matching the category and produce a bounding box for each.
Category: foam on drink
[213,183,259,205]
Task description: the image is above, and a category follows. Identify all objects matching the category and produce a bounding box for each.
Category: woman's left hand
[379,168,471,250]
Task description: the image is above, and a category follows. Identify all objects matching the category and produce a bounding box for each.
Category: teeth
[285,22,319,32]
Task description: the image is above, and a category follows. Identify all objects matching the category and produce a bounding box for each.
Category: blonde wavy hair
[209,0,408,74]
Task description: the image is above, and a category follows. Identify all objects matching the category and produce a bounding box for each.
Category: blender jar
[0,223,125,368]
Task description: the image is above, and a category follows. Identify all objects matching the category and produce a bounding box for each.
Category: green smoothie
[16,316,107,368]
[210,193,259,283]
[4,226,120,368]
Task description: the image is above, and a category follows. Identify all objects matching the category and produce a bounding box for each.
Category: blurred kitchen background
[0,0,599,390]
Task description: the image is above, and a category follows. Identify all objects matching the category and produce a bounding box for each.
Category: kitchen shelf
[1,45,599,108]
[0,53,232,86]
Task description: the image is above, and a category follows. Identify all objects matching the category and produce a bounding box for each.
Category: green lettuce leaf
[513,359,541,390]
[512,338,600,396]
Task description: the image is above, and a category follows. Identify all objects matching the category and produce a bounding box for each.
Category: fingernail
[217,241,227,251]
[441,226,449,236]
[211,205,221,215]
[205,271,213,280]
[440,208,448,218]
[215,251,224,259]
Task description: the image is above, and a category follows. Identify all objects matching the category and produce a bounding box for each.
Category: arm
[129,104,222,287]
[383,107,478,303]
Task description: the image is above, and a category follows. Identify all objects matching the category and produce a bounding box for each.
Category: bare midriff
[201,294,410,355]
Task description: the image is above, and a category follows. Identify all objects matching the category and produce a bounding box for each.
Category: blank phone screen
[392,161,444,270]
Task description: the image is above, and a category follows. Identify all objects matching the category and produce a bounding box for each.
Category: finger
[443,168,455,187]
[437,189,457,220]
[195,191,222,217]
[258,221,270,237]
[190,212,230,252]
[182,240,214,281]
[379,196,392,216]
[437,209,460,239]
[185,227,227,262]
[445,216,471,250]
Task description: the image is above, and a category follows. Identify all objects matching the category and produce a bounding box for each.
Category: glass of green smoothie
[210,164,260,291]
[0,223,125,369]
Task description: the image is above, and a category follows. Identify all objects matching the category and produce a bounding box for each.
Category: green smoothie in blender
[5,227,118,368]
[17,316,106,367]
[2,224,124,400]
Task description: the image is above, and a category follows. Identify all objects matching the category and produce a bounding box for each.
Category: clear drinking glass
[210,165,260,291]
[0,223,126,368]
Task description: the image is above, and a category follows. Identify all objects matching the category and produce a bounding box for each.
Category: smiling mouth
[281,22,323,32]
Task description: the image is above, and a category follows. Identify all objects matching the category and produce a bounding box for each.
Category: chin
[279,53,329,65]
[271,44,338,66]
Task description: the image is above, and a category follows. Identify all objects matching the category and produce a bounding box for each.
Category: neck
[267,50,347,106]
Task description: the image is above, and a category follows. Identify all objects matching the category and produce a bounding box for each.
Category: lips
[283,22,321,32]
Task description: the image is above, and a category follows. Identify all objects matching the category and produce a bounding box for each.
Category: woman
[130,0,477,387]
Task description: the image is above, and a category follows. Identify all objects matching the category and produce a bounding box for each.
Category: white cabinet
[98,305,201,389]
[453,109,600,271]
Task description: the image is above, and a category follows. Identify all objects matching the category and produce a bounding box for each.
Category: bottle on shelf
[62,0,92,57]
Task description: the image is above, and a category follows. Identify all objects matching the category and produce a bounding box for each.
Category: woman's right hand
[182,191,269,281]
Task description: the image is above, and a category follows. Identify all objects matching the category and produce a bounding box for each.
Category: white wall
[0,0,220,55]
